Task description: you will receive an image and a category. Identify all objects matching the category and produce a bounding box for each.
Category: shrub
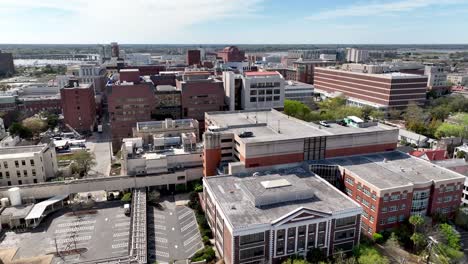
[202,235,211,245]
[121,192,132,202]
[373,233,384,244]
[191,246,215,262]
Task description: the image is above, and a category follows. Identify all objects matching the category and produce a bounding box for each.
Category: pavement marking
[155,244,169,249]
[183,234,200,247]
[185,242,204,254]
[112,249,128,254]
[183,226,199,237]
[154,225,166,231]
[113,232,129,237]
[113,238,129,242]
[55,226,95,233]
[153,231,167,236]
[178,210,191,220]
[114,222,129,227]
[181,220,196,232]
[54,235,92,244]
[111,242,128,249]
[153,214,165,219]
[54,231,94,238]
[57,220,96,227]
[155,250,169,258]
[155,237,168,243]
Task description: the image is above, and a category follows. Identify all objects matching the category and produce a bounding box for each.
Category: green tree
[409,215,425,233]
[318,96,347,110]
[70,150,96,177]
[435,123,467,139]
[361,106,375,121]
[410,232,426,252]
[121,192,132,202]
[372,233,384,244]
[439,223,461,250]
[8,122,33,139]
[306,247,326,263]
[284,99,312,120]
[354,245,389,264]
[370,109,385,121]
[22,117,47,136]
[430,105,450,121]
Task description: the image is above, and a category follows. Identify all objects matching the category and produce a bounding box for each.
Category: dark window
[274,89,281,94]
[250,97,257,102]
[23,170,28,177]
[240,232,264,245]
[335,216,356,227]
[333,241,354,252]
[274,96,280,101]
[221,138,233,143]
[7,181,11,186]
[30,159,35,166]
[221,153,232,157]
[21,160,26,166]
[240,246,264,260]
[18,180,22,185]
[334,229,355,241]
[33,179,37,183]
[15,160,19,168]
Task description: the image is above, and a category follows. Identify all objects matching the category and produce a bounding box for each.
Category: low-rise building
[398,129,436,148]
[284,81,315,107]
[202,166,362,263]
[0,144,58,186]
[447,73,468,86]
[60,80,96,132]
[203,109,398,176]
[425,64,448,95]
[311,151,465,235]
[132,118,199,146]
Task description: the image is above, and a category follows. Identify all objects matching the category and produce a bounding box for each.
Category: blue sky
[1,0,468,44]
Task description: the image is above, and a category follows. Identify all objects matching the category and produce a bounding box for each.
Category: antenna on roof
[278,120,281,133]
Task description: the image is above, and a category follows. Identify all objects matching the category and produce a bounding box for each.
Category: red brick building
[19,96,61,115]
[177,72,225,131]
[313,151,465,235]
[60,81,96,132]
[107,69,155,147]
[293,60,336,84]
[217,46,245,63]
[314,67,428,109]
[187,50,201,66]
[202,167,362,264]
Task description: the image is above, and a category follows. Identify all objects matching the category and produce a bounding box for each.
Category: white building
[121,136,202,176]
[346,48,369,63]
[223,71,285,111]
[447,73,468,86]
[125,53,152,66]
[56,64,107,92]
[284,81,315,106]
[0,144,58,186]
[319,53,337,61]
[425,64,448,94]
[132,119,200,146]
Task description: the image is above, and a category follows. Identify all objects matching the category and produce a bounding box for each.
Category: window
[399,215,405,222]
[5,171,10,178]
[273,96,280,101]
[15,160,19,168]
[3,161,7,169]
[288,227,296,238]
[387,216,397,224]
[363,189,371,197]
[356,196,362,202]
[336,216,356,227]
[371,193,377,200]
[30,159,35,166]
[380,219,386,225]
[32,169,36,177]
[389,205,397,212]
[16,171,21,177]
[334,241,354,252]
[274,89,281,94]
[250,97,257,102]
[266,89,273,95]
[240,232,264,245]
[240,246,264,260]
[18,180,22,185]
[390,194,400,201]
[345,177,354,186]
[221,153,232,157]
[21,160,26,166]
[317,232,325,247]
[382,207,387,213]
[371,205,376,211]
[383,195,388,202]
[23,170,28,177]
[402,192,407,199]
[250,90,257,95]
[445,186,454,192]
[401,204,406,210]
[345,188,353,196]
[369,216,375,223]
[362,199,370,208]
[258,97,265,102]
[177,176,185,181]
[362,211,368,218]
[318,222,326,232]
[221,138,233,143]
[266,96,272,101]
[334,229,355,241]
[0,172,2,179]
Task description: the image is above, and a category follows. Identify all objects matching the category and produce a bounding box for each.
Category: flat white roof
[25,194,68,220]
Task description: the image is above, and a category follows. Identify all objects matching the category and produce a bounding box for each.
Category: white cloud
[0,0,264,43]
[306,0,463,20]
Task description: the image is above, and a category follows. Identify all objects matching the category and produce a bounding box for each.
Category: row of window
[0,169,37,179]
[383,193,408,202]
[382,204,406,213]
[0,159,35,169]
[2,179,38,186]
[380,215,405,225]
[437,195,457,203]
[249,96,281,102]
[439,185,460,193]
[250,89,281,96]
[250,82,281,88]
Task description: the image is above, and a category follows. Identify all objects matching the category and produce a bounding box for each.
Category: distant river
[14,59,92,66]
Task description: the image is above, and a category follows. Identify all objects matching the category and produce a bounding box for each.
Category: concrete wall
[0,168,203,200]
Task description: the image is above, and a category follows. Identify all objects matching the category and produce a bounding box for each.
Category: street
[86,118,112,177]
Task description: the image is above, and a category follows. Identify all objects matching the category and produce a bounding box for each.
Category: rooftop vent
[261,179,291,189]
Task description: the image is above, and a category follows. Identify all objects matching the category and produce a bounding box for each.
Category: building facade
[284,81,315,107]
[60,81,97,132]
[132,118,199,145]
[218,46,246,63]
[0,51,14,77]
[107,69,155,147]
[292,60,336,84]
[203,109,398,176]
[346,48,369,63]
[314,67,428,109]
[187,50,201,66]
[0,144,58,187]
[177,72,225,131]
[202,167,362,264]
[153,85,182,120]
[312,151,465,235]
[425,64,448,95]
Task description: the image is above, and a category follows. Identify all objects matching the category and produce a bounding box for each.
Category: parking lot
[148,200,203,263]
[0,201,130,263]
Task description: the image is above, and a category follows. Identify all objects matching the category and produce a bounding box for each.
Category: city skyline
[1,0,468,44]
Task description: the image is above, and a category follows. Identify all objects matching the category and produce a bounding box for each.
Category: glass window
[382,207,387,213]
[30,159,35,166]
[274,89,281,94]
[21,160,26,166]
[240,232,264,245]
[250,90,257,95]
[240,246,264,260]
[15,160,19,168]
[334,229,355,241]
[250,97,257,102]
[335,216,356,227]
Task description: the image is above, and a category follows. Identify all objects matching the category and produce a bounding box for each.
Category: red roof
[410,149,447,161]
[244,71,280,77]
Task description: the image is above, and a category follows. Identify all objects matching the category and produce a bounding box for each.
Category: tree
[435,123,467,139]
[361,106,375,121]
[410,232,426,252]
[22,117,47,136]
[439,223,461,250]
[8,122,33,139]
[370,110,385,121]
[306,247,326,263]
[284,99,312,120]
[430,105,450,121]
[44,112,59,129]
[409,215,425,233]
[372,233,384,244]
[70,150,96,177]
[148,190,161,205]
[121,192,132,202]
[318,96,347,110]
[354,245,389,264]
[388,109,402,120]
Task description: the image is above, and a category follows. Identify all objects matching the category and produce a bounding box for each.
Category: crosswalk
[50,217,96,253]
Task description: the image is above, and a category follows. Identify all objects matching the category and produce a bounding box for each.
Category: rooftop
[0,144,47,160]
[244,71,281,77]
[204,166,360,229]
[206,109,396,144]
[311,151,465,190]
[0,204,34,219]
[317,67,427,79]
